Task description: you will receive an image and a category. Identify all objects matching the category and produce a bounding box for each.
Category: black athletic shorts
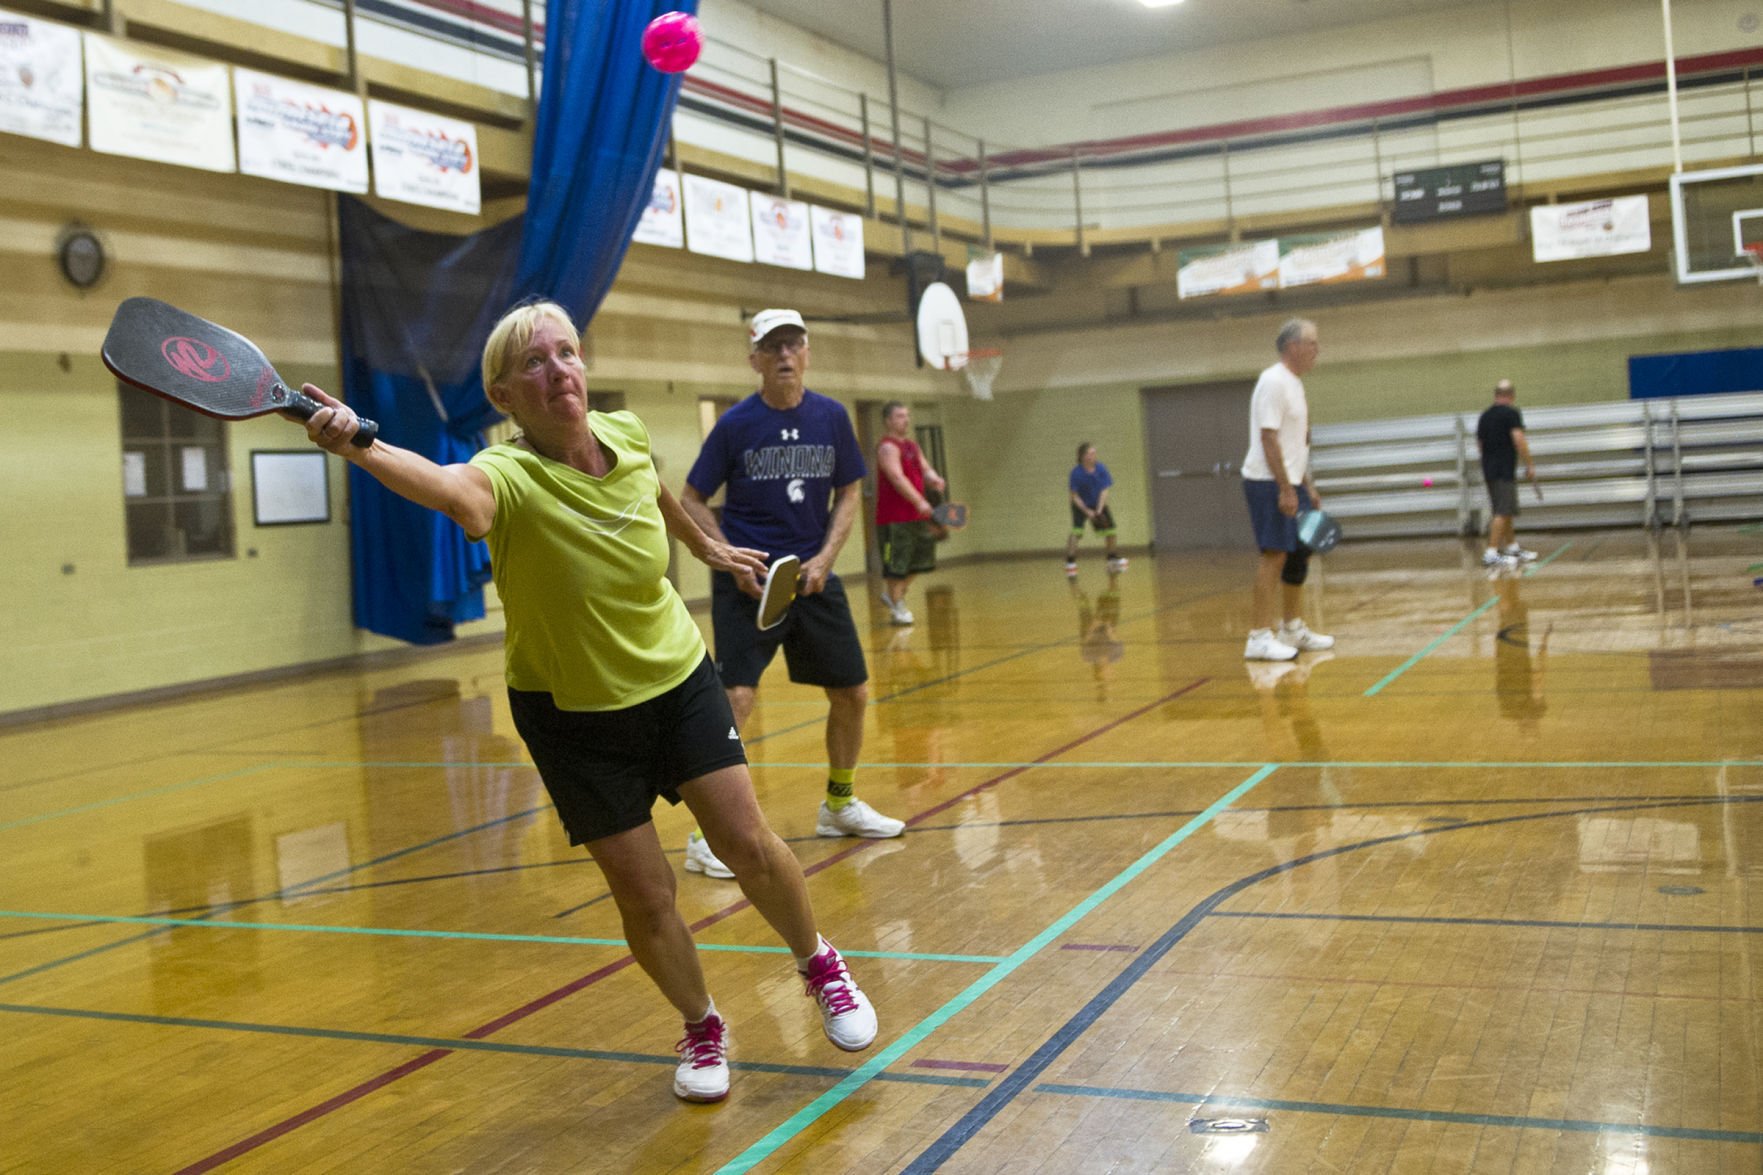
[1071,504,1117,533]
[507,654,746,846]
[711,570,869,690]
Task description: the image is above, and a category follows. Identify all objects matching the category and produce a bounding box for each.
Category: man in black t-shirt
[1475,379,1540,569]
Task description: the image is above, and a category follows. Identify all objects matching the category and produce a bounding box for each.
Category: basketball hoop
[945,348,1003,400]
[1742,243,1763,285]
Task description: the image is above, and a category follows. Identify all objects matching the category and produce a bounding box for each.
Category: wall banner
[1278,226,1386,289]
[235,68,367,193]
[966,248,1003,302]
[683,173,754,263]
[631,167,683,248]
[1530,196,1651,262]
[1177,239,1279,299]
[810,205,864,279]
[84,32,234,172]
[750,193,813,270]
[368,98,479,214]
[0,10,83,147]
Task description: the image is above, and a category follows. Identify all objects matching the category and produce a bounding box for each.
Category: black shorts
[711,570,869,690]
[1071,505,1117,534]
[879,521,937,578]
[1486,478,1519,518]
[507,654,745,846]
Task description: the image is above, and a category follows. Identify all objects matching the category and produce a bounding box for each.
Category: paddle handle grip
[282,385,379,448]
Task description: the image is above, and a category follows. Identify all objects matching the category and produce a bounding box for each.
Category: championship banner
[0,10,82,147]
[1530,195,1651,263]
[235,68,366,193]
[1177,239,1278,299]
[683,173,753,263]
[810,205,864,279]
[1278,226,1386,289]
[631,167,683,248]
[368,98,478,215]
[750,193,813,270]
[84,32,234,172]
[966,248,1003,302]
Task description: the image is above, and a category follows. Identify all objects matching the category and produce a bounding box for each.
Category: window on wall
[118,384,234,564]
[915,421,949,495]
[698,395,739,439]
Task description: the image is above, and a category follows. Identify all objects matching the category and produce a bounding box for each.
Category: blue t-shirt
[686,389,866,561]
[1069,462,1114,509]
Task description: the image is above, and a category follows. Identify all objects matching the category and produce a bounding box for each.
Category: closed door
[1142,380,1254,550]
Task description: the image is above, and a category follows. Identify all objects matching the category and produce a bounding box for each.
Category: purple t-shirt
[686,390,867,562]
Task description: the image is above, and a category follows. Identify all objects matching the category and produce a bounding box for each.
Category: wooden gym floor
[2,526,1760,1173]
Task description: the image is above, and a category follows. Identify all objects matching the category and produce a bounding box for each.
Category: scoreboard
[1392,160,1506,223]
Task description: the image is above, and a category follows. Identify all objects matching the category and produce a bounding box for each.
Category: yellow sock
[825,768,855,811]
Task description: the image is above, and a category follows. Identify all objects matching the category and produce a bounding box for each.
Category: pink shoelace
[676,1015,726,1070]
[802,949,859,1016]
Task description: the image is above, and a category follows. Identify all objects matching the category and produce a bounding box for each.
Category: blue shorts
[1243,479,1312,552]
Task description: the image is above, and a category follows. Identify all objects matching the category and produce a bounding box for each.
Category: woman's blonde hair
[480,300,580,396]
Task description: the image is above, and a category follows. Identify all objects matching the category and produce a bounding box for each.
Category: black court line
[903,792,1763,1171]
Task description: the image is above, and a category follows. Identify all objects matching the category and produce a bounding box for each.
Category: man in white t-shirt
[1240,319,1336,661]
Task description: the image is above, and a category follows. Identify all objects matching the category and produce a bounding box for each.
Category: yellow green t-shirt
[469,411,705,711]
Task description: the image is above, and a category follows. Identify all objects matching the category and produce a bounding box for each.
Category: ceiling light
[1138,0,1186,8]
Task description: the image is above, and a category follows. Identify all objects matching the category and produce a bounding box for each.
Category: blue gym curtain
[338,0,694,643]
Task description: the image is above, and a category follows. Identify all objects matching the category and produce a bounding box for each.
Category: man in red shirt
[875,401,945,626]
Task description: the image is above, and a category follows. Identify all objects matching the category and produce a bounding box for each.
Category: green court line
[0,765,275,834]
[0,911,1004,965]
[714,763,1281,1175]
[1363,542,1572,698]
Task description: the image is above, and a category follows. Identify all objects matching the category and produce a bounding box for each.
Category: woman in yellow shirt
[297,301,876,1104]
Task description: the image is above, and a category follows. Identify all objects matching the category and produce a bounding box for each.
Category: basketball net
[947,348,1003,400]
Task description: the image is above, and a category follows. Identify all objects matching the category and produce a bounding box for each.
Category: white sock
[1485,547,1500,558]
[1249,628,1272,640]
[687,997,719,1027]
[1281,618,1301,631]
[1504,543,1522,553]
[795,935,829,971]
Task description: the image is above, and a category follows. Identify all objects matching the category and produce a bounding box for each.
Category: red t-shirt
[876,435,926,525]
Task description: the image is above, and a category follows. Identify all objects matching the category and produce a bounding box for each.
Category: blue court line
[0,911,1006,964]
[1034,1083,1763,1146]
[714,764,1281,1175]
[0,1001,988,1089]
[1212,910,1763,935]
[1363,542,1573,697]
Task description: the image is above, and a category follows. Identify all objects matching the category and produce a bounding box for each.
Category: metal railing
[177,3,1763,246]
[1311,390,1763,538]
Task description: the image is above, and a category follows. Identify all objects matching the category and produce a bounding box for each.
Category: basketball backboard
[1669,163,1763,284]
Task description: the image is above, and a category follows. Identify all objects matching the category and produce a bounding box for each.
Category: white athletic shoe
[1504,545,1538,563]
[673,1012,730,1102]
[684,831,734,880]
[888,599,915,626]
[1481,548,1505,567]
[1280,619,1336,651]
[1064,560,1079,578]
[1244,630,1299,662]
[1106,556,1129,573]
[817,798,905,838]
[800,943,877,1051]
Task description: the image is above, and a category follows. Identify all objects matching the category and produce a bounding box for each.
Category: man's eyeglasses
[756,334,808,355]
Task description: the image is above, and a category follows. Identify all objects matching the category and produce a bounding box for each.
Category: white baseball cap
[748,308,807,351]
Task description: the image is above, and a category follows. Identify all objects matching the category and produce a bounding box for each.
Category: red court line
[170,678,1208,1172]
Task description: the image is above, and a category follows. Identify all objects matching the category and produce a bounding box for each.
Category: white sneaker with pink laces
[673,1011,730,1102]
[800,942,877,1051]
